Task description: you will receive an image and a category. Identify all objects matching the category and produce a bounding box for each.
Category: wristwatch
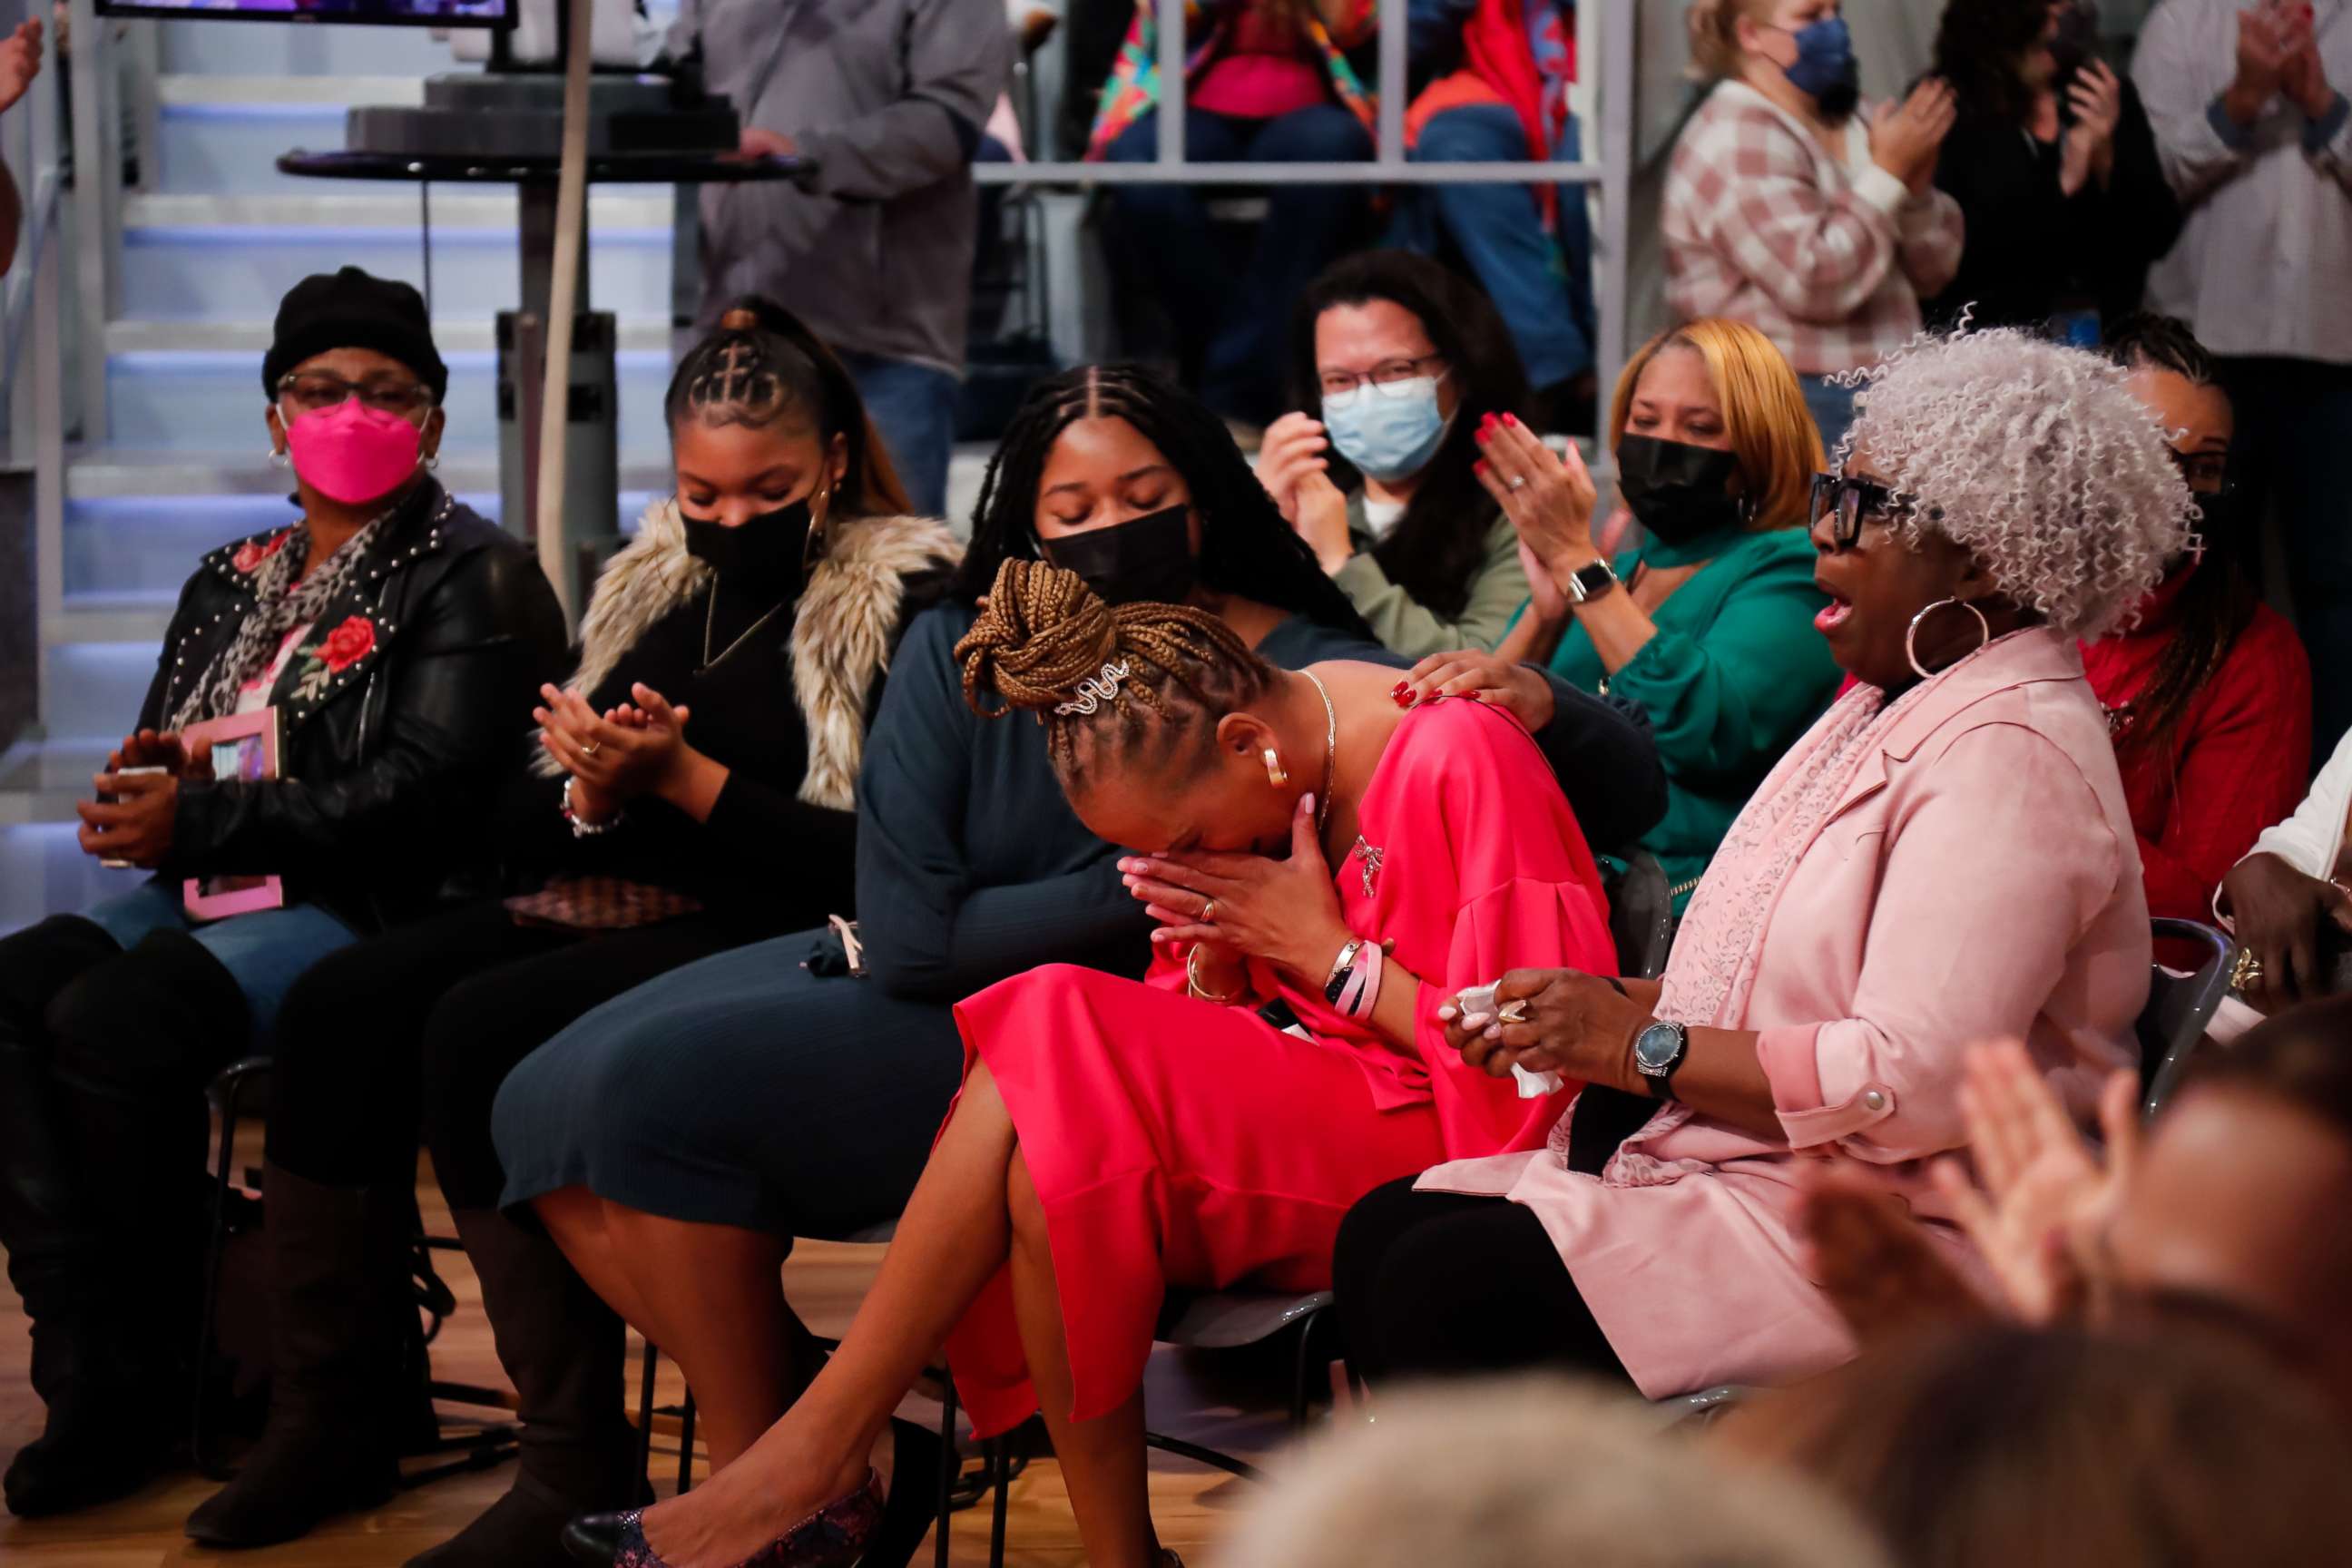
[1563,556,1620,604]
[1632,1020,1689,1100]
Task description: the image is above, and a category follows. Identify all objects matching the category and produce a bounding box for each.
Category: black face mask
[1615,435,1745,546]
[1039,504,1198,606]
[681,497,815,599]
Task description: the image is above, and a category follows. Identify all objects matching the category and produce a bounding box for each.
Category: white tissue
[1511,1063,1566,1099]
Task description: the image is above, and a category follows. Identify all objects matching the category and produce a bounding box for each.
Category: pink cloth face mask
[283,400,425,505]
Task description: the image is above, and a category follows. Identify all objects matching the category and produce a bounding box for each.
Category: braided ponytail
[956,558,1272,789]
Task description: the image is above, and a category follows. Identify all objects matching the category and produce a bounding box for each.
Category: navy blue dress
[489,603,1662,1235]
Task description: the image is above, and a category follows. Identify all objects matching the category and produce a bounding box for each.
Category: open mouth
[1815,593,1854,633]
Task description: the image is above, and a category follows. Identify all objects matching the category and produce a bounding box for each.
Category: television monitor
[95,0,508,26]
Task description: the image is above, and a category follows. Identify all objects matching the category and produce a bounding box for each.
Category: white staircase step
[160,74,432,107]
[120,193,674,322]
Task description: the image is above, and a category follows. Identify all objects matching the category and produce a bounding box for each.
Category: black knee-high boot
[404,1209,648,1568]
[4,923,245,1516]
[182,1161,418,1545]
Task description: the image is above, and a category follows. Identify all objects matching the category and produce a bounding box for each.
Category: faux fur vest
[541,498,960,811]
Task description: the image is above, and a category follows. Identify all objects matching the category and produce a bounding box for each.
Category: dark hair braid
[664,296,915,517]
[953,363,1375,642]
[956,558,1274,792]
[2101,312,2255,773]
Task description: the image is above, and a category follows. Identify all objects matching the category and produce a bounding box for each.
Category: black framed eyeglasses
[1317,355,1450,402]
[1810,471,1906,548]
[275,371,435,419]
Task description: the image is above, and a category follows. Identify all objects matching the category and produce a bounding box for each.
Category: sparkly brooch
[1054,660,1132,717]
[1351,836,1384,897]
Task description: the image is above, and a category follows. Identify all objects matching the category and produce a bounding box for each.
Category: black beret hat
[262,267,449,404]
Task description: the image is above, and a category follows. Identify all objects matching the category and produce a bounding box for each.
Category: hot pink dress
[941,697,1615,1436]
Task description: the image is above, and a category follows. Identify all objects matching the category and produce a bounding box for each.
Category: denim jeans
[2216,357,2352,760]
[1803,375,1859,456]
[1394,103,1596,390]
[83,882,357,1047]
[1103,103,1375,426]
[841,350,960,519]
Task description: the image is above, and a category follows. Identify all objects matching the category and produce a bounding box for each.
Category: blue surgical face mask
[1779,16,1860,118]
[1321,376,1453,485]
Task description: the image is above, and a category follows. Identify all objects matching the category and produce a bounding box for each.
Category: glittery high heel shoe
[559,1470,884,1568]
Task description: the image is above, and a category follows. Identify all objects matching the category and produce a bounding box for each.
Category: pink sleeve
[1755,722,2128,1161]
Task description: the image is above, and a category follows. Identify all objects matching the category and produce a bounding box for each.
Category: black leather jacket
[137,481,569,934]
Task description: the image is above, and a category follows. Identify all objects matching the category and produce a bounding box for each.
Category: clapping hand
[0,20,41,118]
[2278,5,2335,119]
[1869,77,1958,195]
[2228,4,2298,122]
[1118,791,1350,984]
[2060,60,2123,194]
[1798,1162,1994,1345]
[1256,412,1331,526]
[1475,413,1599,582]
[1929,1041,2140,1325]
[535,681,697,817]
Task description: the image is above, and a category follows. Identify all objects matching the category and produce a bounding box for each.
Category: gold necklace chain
[700,576,790,674]
[1300,668,1337,840]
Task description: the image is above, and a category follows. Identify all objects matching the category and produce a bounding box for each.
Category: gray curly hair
[1836,328,2193,642]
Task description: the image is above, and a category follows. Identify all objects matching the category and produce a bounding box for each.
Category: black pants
[1332,1177,1630,1389]
[265,898,764,1206]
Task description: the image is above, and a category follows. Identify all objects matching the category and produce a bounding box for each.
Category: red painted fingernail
[1392,690,1412,708]
[1503,412,1520,427]
[1389,681,1408,697]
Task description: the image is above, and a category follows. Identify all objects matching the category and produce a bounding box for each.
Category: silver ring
[1201,899,1218,925]
[1509,475,1528,491]
[1496,999,1529,1024]
[580,740,601,758]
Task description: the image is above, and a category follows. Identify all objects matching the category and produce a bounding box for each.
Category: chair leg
[935,1375,959,1568]
[191,1076,248,1481]
[675,1392,697,1494]
[1290,1307,1330,1430]
[635,1340,660,1485]
[988,1432,1013,1568]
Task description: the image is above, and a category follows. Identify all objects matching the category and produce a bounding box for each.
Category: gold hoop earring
[803,490,830,572]
[1262,749,1289,789]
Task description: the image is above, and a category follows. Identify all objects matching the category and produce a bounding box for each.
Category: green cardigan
[1332,492,1530,659]
[1542,525,1843,908]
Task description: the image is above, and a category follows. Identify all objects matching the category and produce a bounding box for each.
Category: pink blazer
[1422,630,2150,1398]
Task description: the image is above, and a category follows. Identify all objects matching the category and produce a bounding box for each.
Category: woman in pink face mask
[0,267,569,1522]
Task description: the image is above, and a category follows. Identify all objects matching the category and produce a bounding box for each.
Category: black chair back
[1605,849,1675,981]
[2136,918,2236,1119]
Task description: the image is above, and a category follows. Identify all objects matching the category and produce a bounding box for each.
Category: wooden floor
[0,1131,1295,1566]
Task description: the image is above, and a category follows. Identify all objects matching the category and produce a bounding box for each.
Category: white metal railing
[969,0,1637,406]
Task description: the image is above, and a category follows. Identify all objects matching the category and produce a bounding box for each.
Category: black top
[852,603,1667,1006]
[518,563,946,929]
[1926,78,2182,334]
[144,482,569,934]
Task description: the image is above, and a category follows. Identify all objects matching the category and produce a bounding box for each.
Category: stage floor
[0,1127,1298,1566]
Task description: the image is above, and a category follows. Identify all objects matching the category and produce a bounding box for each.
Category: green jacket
[1542,525,1842,909]
[1332,493,1531,659]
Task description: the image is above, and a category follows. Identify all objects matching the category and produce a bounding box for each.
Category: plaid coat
[1662,80,1964,376]
[1084,0,1379,160]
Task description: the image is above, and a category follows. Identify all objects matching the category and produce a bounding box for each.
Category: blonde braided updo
[956,558,1273,789]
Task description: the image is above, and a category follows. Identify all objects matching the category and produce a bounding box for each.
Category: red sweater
[2080,569,2312,926]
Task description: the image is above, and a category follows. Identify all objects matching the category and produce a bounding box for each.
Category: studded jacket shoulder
[138,481,570,934]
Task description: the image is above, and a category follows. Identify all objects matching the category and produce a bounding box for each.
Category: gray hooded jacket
[672,0,1012,376]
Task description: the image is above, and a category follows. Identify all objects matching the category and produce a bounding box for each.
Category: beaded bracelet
[561,777,622,838]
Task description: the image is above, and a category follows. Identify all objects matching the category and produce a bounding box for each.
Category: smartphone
[98,764,169,869]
